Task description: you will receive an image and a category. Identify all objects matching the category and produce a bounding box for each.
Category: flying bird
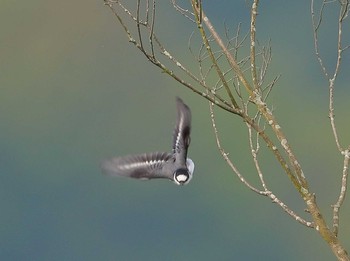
[101,97,194,185]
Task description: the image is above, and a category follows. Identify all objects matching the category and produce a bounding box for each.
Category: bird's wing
[172,97,192,159]
[100,152,174,180]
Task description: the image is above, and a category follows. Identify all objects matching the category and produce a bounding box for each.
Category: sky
[0,1,349,260]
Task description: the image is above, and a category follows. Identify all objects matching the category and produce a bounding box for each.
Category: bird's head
[173,158,194,185]
[173,168,191,185]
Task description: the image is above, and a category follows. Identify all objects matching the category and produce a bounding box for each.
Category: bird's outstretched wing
[100,152,174,180]
[172,97,192,159]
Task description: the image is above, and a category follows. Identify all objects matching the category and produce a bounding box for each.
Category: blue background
[1,1,349,260]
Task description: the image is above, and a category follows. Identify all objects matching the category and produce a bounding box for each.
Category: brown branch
[332,149,350,236]
[311,0,350,239]
[197,5,308,191]
[209,100,265,195]
[305,193,349,261]
[250,0,259,90]
[104,0,241,114]
[104,1,350,258]
[190,0,239,109]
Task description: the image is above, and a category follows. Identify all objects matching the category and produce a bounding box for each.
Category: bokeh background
[1,1,350,260]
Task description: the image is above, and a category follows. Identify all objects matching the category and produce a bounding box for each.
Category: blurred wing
[172,97,192,157]
[100,152,173,180]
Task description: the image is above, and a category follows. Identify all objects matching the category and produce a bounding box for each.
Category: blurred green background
[1,1,349,260]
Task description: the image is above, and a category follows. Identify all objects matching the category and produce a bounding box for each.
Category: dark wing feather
[100,152,173,180]
[172,97,192,157]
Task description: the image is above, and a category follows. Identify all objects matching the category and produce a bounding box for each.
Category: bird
[100,97,194,185]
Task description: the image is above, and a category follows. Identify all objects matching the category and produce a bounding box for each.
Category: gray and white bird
[100,97,194,185]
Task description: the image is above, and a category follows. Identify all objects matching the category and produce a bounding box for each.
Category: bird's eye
[185,136,191,147]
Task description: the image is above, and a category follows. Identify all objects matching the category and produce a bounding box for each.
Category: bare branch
[311,0,329,78]
[209,100,265,195]
[104,1,350,258]
[267,191,314,227]
[250,0,259,90]
[104,0,241,114]
[332,149,350,236]
[247,124,314,227]
[311,0,350,239]
[148,0,156,58]
[191,0,239,109]
[171,0,196,23]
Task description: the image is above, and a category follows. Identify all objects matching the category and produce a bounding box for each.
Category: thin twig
[311,0,350,239]
[209,100,265,195]
[250,0,259,91]
[149,0,156,58]
[197,2,308,191]
[191,0,239,109]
